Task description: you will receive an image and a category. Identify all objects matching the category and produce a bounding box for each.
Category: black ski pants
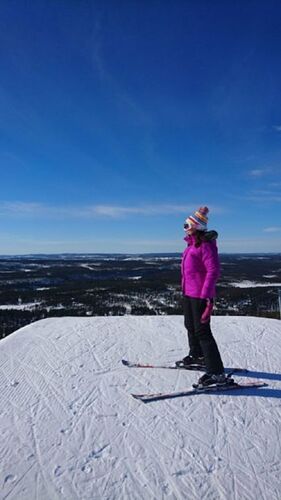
[183,295,224,374]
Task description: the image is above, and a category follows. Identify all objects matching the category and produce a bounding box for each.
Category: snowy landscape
[1,314,280,499]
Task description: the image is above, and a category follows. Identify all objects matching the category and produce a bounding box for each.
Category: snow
[230,280,281,288]
[0,302,42,311]
[0,315,281,500]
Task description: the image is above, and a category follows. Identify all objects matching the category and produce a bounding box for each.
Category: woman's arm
[200,242,220,299]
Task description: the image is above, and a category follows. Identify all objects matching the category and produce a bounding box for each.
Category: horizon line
[0,251,280,257]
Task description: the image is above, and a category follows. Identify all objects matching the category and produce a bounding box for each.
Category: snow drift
[0,315,281,500]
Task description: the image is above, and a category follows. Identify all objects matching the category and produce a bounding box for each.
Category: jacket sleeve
[200,242,220,298]
[181,250,187,293]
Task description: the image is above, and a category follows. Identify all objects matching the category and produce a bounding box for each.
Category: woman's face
[184,224,196,235]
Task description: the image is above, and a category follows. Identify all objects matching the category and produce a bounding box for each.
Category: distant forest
[0,254,280,339]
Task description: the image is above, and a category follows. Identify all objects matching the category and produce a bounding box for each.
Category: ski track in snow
[0,315,281,499]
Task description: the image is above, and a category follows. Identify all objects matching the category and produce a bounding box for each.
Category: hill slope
[1,315,281,500]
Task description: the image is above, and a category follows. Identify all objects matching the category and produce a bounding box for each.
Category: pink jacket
[181,233,220,299]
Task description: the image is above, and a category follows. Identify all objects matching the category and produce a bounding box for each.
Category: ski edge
[131,381,268,403]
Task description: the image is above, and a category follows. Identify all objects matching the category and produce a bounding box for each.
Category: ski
[122,359,248,374]
[122,358,202,370]
[131,381,267,403]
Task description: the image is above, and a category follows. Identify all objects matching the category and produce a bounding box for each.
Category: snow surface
[230,280,281,288]
[0,302,42,311]
[1,315,281,500]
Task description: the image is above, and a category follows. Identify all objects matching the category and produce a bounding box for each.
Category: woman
[177,206,226,387]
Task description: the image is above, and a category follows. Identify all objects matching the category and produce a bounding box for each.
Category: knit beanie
[185,206,209,231]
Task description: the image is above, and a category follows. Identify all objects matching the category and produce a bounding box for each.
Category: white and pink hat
[184,206,209,231]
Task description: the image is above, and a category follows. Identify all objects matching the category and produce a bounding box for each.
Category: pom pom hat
[184,206,209,231]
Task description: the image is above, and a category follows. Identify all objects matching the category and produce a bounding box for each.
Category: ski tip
[131,394,157,403]
[131,394,144,401]
[251,382,268,388]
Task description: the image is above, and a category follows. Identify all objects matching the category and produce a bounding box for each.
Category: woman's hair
[194,230,206,248]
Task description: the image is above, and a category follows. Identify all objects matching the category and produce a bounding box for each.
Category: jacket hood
[203,230,218,241]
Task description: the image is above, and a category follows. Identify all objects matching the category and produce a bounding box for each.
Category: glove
[201,298,214,324]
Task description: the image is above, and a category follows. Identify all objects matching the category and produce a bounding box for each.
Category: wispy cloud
[269,181,281,188]
[91,16,107,84]
[245,190,281,203]
[248,168,270,178]
[263,227,281,233]
[91,17,151,128]
[92,204,195,218]
[0,202,225,219]
[273,125,281,132]
[0,202,45,216]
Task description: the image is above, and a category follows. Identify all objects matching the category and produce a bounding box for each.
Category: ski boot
[175,355,206,370]
[195,372,234,389]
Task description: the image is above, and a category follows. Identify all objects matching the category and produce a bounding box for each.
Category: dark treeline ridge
[0,253,280,338]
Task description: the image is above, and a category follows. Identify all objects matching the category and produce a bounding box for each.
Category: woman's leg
[183,296,204,358]
[189,298,224,374]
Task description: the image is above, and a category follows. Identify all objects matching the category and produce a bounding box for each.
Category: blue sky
[0,0,281,254]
